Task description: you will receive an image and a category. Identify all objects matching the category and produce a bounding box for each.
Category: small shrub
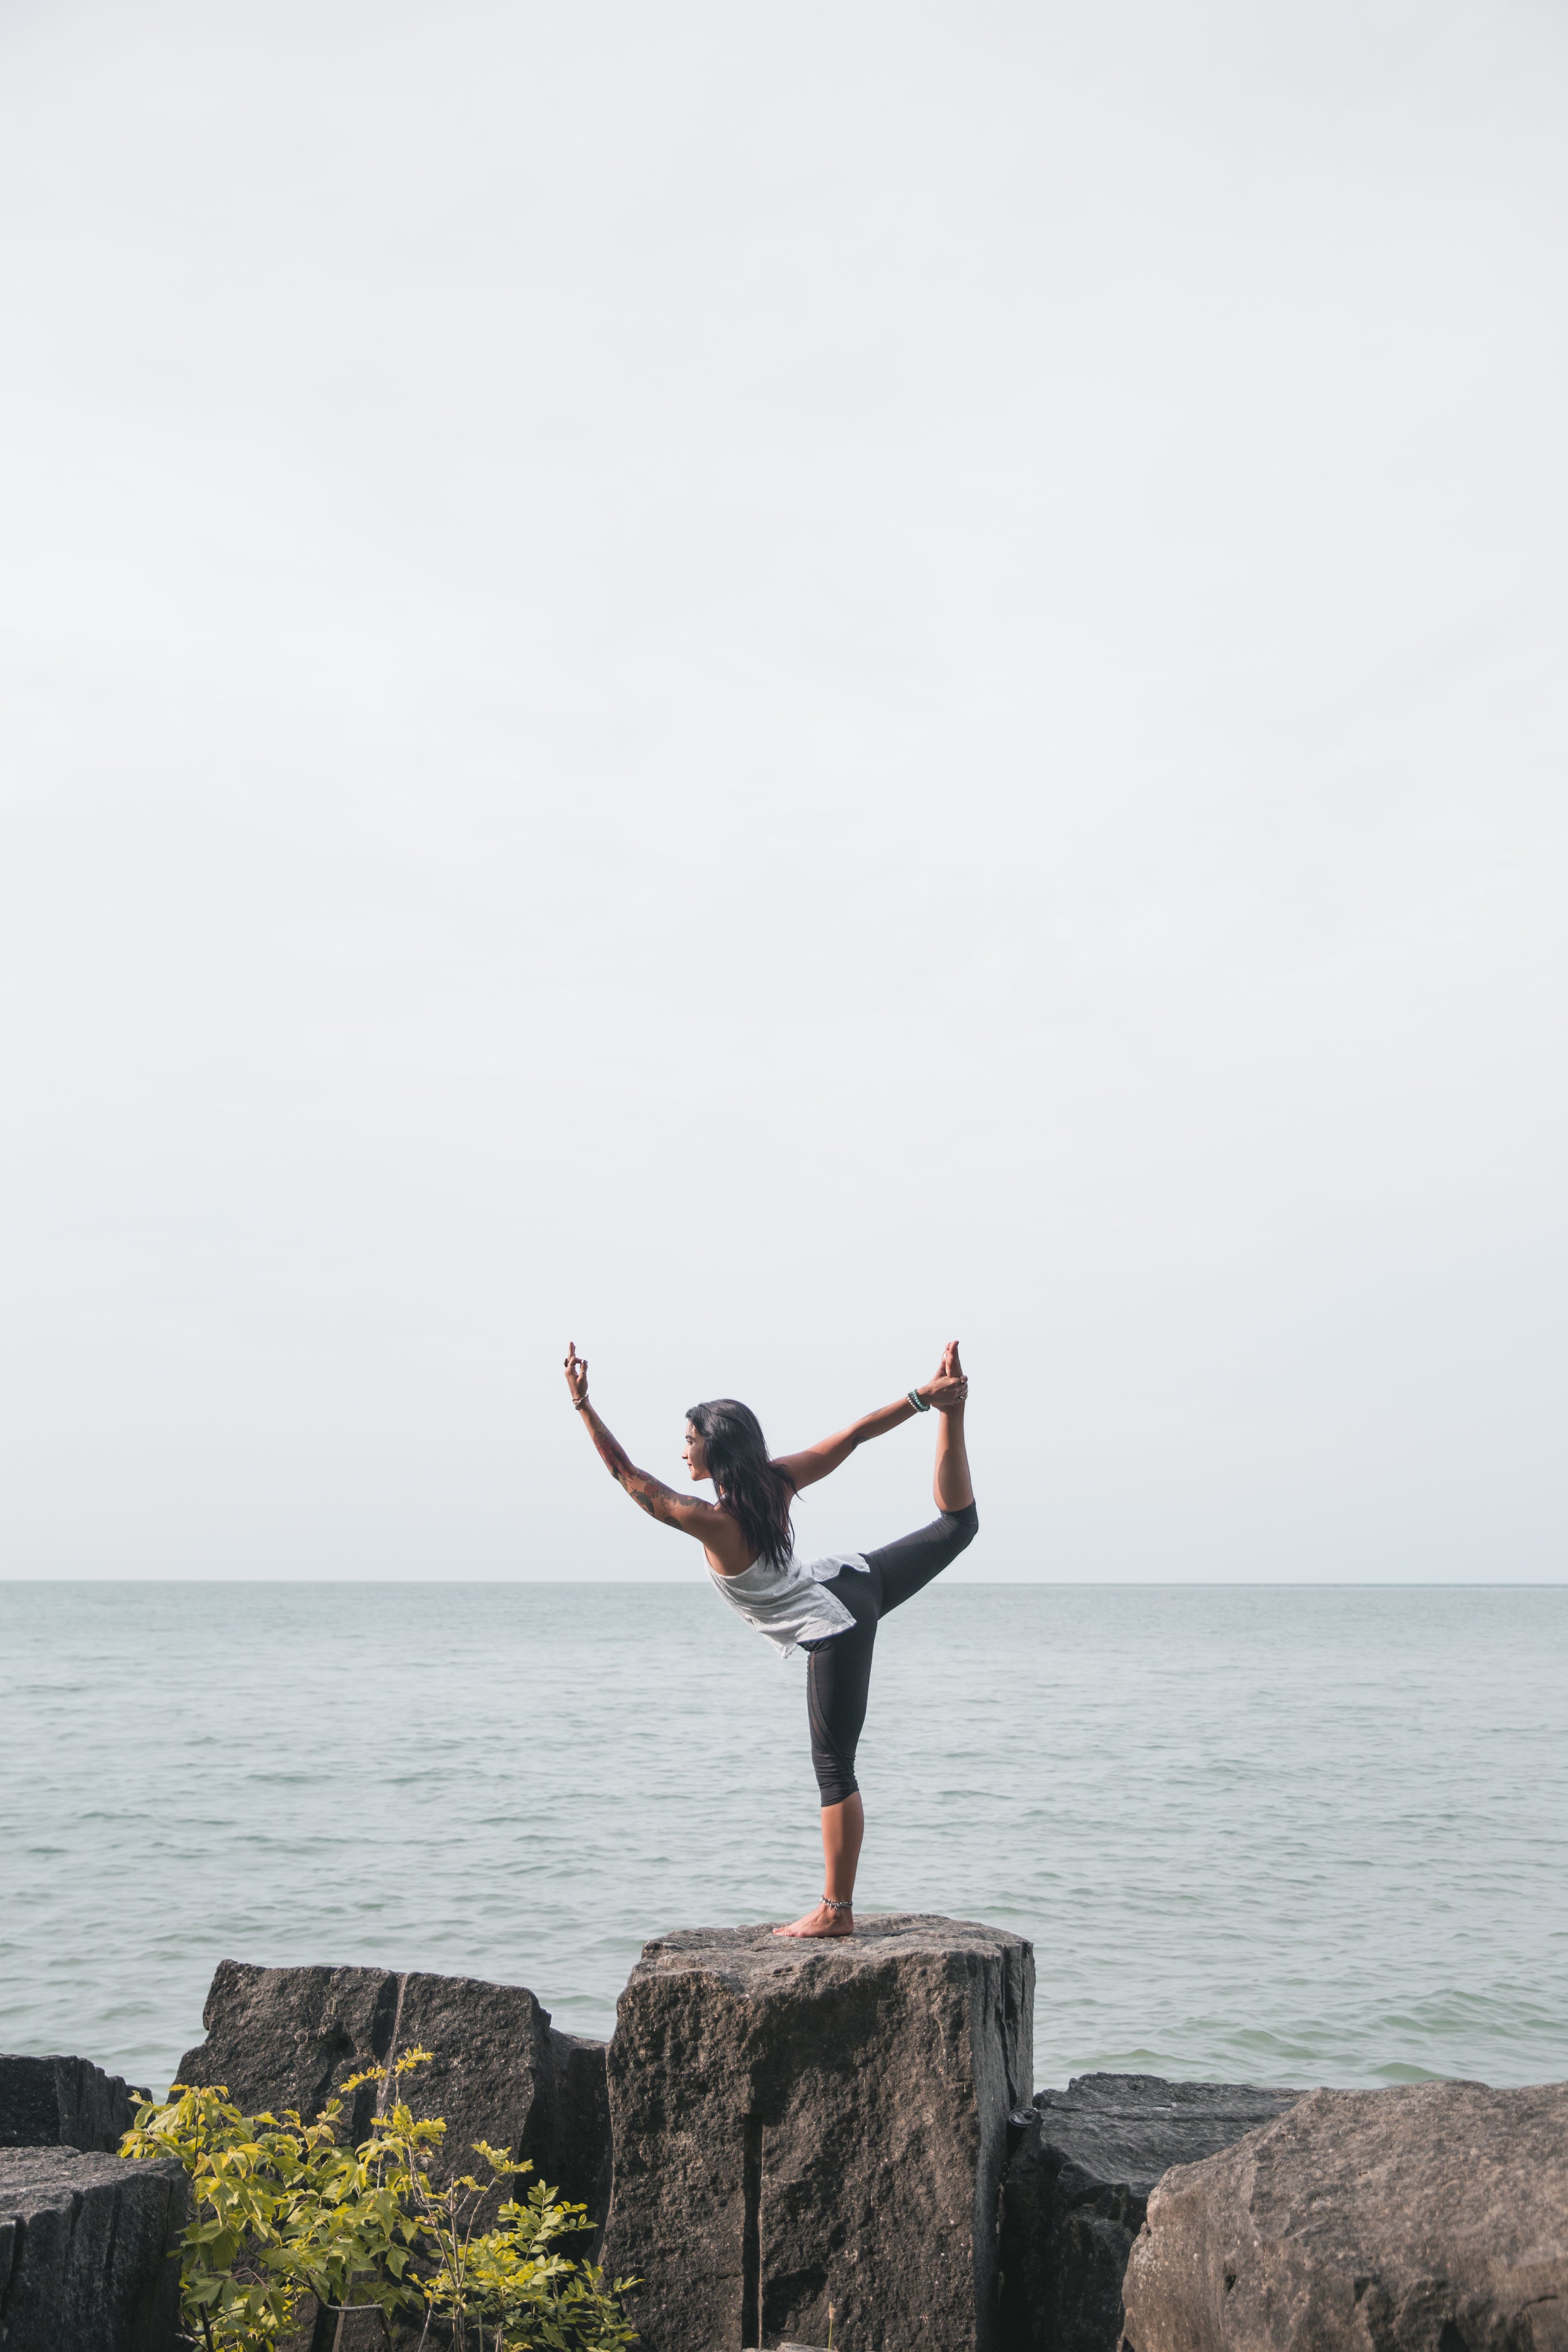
[122,2048,637,2352]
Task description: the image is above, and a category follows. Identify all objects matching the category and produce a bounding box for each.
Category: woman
[562,1340,976,1937]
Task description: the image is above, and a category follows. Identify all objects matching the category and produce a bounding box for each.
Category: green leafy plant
[343,2055,637,2352]
[122,2048,637,2352]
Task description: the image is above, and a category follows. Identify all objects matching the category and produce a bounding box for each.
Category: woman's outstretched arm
[775,1346,969,1493]
[563,1343,727,1546]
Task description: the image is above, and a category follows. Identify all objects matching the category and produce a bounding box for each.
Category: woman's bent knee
[946,1499,979,1550]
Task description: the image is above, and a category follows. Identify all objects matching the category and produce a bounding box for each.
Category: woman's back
[707,1546,861,1659]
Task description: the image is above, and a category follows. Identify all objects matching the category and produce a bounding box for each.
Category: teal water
[2,1583,1565,2099]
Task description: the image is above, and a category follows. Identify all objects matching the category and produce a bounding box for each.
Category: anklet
[821,1895,852,1912]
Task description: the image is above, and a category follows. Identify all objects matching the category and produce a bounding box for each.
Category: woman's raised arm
[775,1348,968,1492]
[564,1343,725,1545]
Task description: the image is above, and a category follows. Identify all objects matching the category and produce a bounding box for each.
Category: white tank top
[708,1549,864,1659]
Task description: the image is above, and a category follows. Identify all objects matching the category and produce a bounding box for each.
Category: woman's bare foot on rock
[772,1902,854,1938]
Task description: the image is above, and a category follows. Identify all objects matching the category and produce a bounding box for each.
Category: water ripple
[1,1583,1565,2096]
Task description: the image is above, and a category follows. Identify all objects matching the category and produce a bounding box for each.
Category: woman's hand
[919,1340,969,1415]
[564,1341,589,1408]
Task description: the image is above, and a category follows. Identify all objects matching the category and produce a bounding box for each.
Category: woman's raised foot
[772,1901,854,1939]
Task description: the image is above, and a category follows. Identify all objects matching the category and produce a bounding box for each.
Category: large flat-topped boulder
[177,1961,609,2221]
[0,2053,149,2153]
[1121,2078,1568,2352]
[601,1914,1034,2352]
[1000,2075,1302,2352]
[0,2145,187,2351]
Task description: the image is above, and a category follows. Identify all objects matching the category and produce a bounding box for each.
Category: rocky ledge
[0,2145,187,2352]
[1121,2077,1568,2352]
[603,1915,1034,2352]
[0,2052,148,2153]
[999,2073,1302,2352]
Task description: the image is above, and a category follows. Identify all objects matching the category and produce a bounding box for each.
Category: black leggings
[802,1500,978,1806]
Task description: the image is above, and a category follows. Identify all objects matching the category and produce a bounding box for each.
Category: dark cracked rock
[600,1913,1035,2352]
[0,2053,150,2153]
[176,1959,610,2225]
[176,1962,401,2146]
[0,2145,188,2352]
[998,2074,1302,2352]
[1121,2078,1568,2352]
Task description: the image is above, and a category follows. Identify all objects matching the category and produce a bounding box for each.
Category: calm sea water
[2,1583,1565,2100]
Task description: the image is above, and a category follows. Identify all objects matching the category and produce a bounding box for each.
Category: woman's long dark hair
[686,1397,795,1572]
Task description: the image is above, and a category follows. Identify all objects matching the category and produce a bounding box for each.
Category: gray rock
[600,1913,1035,2352]
[0,2053,150,2153]
[998,2075,1300,2352]
[177,1960,402,2146]
[548,2025,613,2238]
[1120,2078,1568,2352]
[376,1971,598,2231]
[0,2145,187,2352]
[177,1960,610,2220]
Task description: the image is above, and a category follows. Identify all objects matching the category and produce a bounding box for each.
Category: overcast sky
[2,0,1565,1581]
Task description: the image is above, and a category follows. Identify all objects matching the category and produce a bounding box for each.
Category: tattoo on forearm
[589,1419,637,1483]
[582,1407,688,1525]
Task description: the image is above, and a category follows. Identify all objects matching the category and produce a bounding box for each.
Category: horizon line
[3,1577,1565,1591]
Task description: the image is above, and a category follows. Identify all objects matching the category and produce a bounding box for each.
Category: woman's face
[682,1423,710,1483]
